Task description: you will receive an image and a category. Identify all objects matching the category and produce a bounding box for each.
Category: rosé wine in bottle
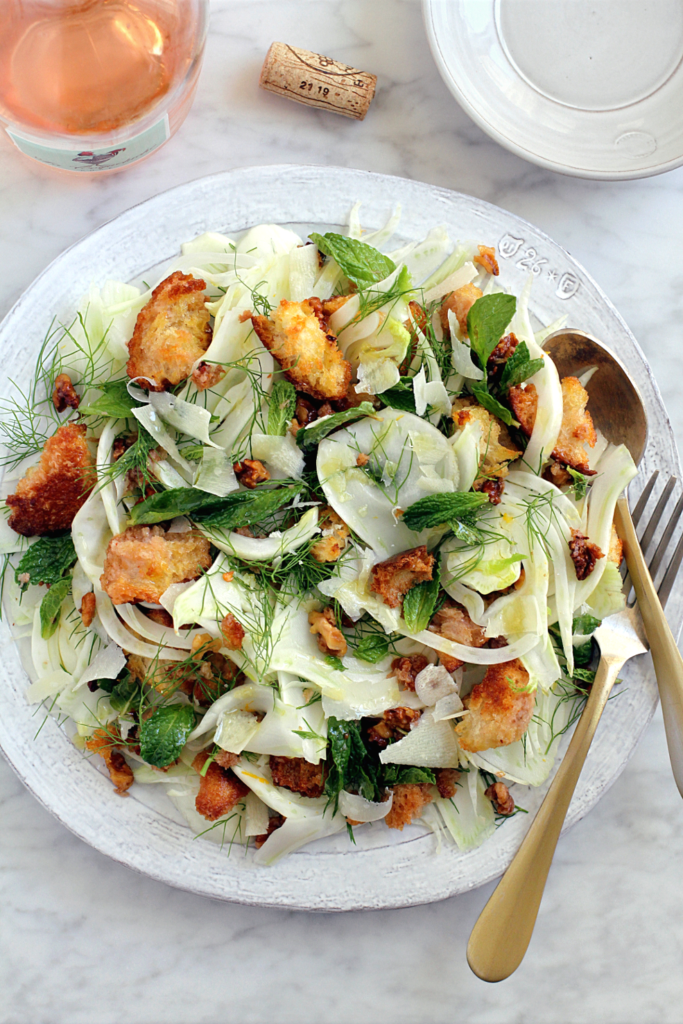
[0,0,208,173]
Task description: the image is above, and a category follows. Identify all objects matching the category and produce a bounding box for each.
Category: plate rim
[0,163,677,910]
[422,0,683,181]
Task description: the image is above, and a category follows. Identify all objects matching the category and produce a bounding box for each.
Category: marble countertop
[2,2,683,1022]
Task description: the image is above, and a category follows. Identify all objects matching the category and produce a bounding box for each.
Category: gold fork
[467,471,683,982]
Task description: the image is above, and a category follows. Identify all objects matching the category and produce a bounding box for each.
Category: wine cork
[260,42,376,121]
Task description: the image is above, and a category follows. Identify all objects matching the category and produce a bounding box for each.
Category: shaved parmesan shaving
[194,447,239,496]
[75,643,125,690]
[250,432,305,478]
[339,789,393,822]
[148,391,218,447]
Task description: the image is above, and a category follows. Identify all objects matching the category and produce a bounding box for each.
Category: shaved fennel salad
[0,204,637,866]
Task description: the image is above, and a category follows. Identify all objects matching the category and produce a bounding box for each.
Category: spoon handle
[466,653,622,982]
[615,497,683,797]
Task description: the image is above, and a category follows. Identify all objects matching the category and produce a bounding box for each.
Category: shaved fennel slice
[288,243,320,302]
[317,408,457,558]
[165,776,249,847]
[194,447,238,496]
[510,276,563,471]
[201,507,319,561]
[235,223,303,257]
[244,791,270,838]
[388,225,452,285]
[132,406,193,474]
[75,643,126,690]
[448,312,485,379]
[189,683,275,741]
[413,366,451,417]
[254,814,347,866]
[147,392,218,447]
[232,759,328,819]
[449,422,481,493]
[96,591,187,661]
[97,420,125,536]
[115,603,204,651]
[522,633,562,693]
[433,770,496,852]
[379,711,460,768]
[358,205,402,249]
[250,432,304,478]
[339,789,393,822]
[72,489,112,585]
[423,260,478,304]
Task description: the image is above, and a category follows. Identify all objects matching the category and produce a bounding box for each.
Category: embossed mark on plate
[499,233,580,299]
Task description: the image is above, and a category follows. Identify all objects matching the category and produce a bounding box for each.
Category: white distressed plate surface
[0,165,679,911]
[424,0,683,180]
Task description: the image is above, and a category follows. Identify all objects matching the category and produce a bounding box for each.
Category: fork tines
[629,471,683,609]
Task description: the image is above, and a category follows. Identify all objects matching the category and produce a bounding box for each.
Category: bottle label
[6,114,170,172]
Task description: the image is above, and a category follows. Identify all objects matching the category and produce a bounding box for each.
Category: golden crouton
[608,523,623,565]
[452,399,521,483]
[270,756,326,798]
[456,660,535,753]
[251,298,351,401]
[220,612,245,651]
[473,245,499,276]
[429,600,488,652]
[100,525,211,605]
[309,607,347,657]
[385,783,434,830]
[310,507,350,563]
[509,376,597,474]
[7,423,96,537]
[85,727,134,795]
[192,751,249,821]
[127,271,212,391]
[370,546,435,610]
[440,283,483,335]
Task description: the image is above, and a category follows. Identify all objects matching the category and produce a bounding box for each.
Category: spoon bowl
[542,328,648,465]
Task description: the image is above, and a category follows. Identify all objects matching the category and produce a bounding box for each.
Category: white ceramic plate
[424,0,683,180]
[0,165,679,911]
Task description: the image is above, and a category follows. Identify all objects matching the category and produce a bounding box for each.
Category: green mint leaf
[39,576,71,639]
[402,555,441,633]
[297,402,375,449]
[567,466,589,501]
[310,232,396,289]
[498,341,544,390]
[571,667,596,687]
[324,654,345,672]
[15,535,76,590]
[268,380,297,437]
[324,717,382,811]
[79,379,139,419]
[139,703,196,768]
[380,377,416,414]
[402,491,489,532]
[353,635,390,663]
[572,614,602,635]
[572,638,595,668]
[129,483,303,529]
[381,764,436,786]
[466,293,516,368]
[470,382,518,427]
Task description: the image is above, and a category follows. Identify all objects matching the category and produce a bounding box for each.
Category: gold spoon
[467,329,683,981]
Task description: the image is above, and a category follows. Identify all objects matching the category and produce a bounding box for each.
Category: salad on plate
[0,205,636,865]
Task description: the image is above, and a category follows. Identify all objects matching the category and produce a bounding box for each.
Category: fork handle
[615,497,683,798]
[467,653,622,982]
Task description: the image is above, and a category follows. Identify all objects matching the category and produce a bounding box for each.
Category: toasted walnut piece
[356,452,369,466]
[145,607,175,628]
[429,600,487,648]
[488,332,519,369]
[474,244,500,276]
[370,546,435,609]
[310,507,351,563]
[569,529,603,581]
[80,591,96,628]
[6,423,96,537]
[366,706,421,748]
[608,523,623,566]
[233,458,270,489]
[85,727,134,795]
[214,750,239,771]
[191,361,225,391]
[543,460,573,488]
[192,751,249,821]
[52,373,80,412]
[254,813,286,849]
[452,398,521,483]
[309,607,347,657]
[436,767,460,799]
[100,525,212,605]
[456,659,535,753]
[480,478,505,505]
[440,283,483,335]
[220,612,245,651]
[270,756,326,798]
[509,376,597,474]
[293,395,318,429]
[390,654,429,691]
[126,271,211,391]
[234,526,254,538]
[333,389,379,413]
[485,781,515,816]
[251,298,351,401]
[385,783,434,830]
